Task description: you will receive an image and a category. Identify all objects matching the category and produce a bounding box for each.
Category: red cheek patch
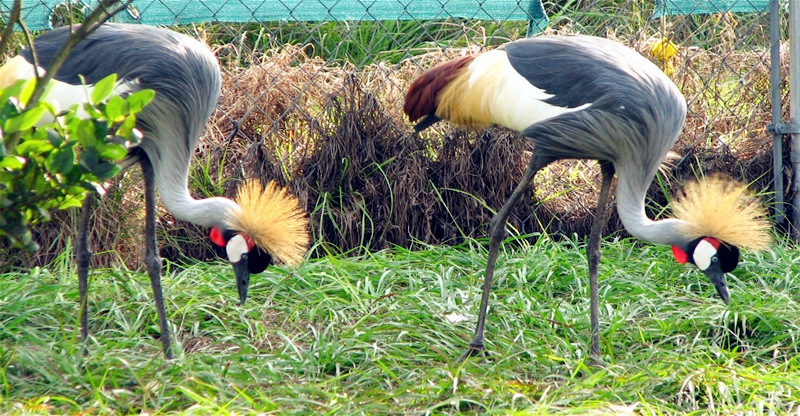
[243,234,255,250]
[672,245,688,264]
[210,226,226,247]
[703,237,721,250]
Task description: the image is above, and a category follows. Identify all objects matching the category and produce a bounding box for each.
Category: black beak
[704,267,730,305]
[233,261,250,305]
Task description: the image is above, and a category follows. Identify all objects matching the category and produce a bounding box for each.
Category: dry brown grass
[1,38,780,269]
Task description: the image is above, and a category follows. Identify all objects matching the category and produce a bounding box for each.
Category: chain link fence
[0,0,787,265]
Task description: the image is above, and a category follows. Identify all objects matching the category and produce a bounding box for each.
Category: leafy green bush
[0,74,153,251]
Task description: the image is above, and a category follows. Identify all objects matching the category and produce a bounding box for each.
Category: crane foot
[458,343,488,362]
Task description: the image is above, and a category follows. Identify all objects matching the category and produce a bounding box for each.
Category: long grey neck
[148,153,241,230]
[137,108,241,231]
[614,166,689,247]
[160,190,241,230]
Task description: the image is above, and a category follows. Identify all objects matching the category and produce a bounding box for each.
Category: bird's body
[5,24,231,230]
[0,23,309,357]
[404,34,770,358]
[408,35,686,244]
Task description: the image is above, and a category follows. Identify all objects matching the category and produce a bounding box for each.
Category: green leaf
[93,120,109,141]
[35,206,51,221]
[96,142,128,160]
[31,175,48,195]
[78,181,100,192]
[0,80,26,107]
[91,74,117,105]
[4,105,46,133]
[66,185,86,194]
[79,147,99,171]
[73,119,97,147]
[31,128,48,141]
[18,78,37,107]
[93,161,120,180]
[47,129,64,147]
[58,195,84,209]
[126,89,155,113]
[116,114,138,139]
[0,100,20,123]
[0,155,25,169]
[82,102,104,119]
[0,172,16,188]
[46,147,75,174]
[15,140,53,156]
[62,166,82,183]
[14,228,39,251]
[105,95,127,123]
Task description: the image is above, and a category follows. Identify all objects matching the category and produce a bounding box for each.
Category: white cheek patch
[226,234,248,263]
[692,239,718,271]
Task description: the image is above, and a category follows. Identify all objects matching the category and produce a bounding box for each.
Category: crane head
[212,180,309,305]
[210,227,272,305]
[668,174,771,305]
[672,237,739,304]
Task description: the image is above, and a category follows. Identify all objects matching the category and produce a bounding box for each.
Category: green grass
[1,236,799,414]
[197,19,528,69]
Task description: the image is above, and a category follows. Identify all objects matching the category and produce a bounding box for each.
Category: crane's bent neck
[614,167,689,247]
[142,139,240,230]
[160,191,241,230]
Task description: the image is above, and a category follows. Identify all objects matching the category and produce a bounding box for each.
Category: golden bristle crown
[225,180,309,265]
[671,174,771,250]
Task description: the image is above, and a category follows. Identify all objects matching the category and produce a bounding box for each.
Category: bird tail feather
[403,56,475,131]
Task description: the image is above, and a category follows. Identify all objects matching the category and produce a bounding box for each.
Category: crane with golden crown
[0,23,310,358]
[404,34,771,359]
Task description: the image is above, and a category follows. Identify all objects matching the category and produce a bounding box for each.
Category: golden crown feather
[672,174,771,250]
[225,180,310,265]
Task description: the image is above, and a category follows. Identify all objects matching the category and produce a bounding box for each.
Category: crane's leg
[75,193,94,353]
[587,162,615,357]
[141,158,174,359]
[459,154,551,362]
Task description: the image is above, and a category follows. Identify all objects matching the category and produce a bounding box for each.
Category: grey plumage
[505,36,685,204]
[504,37,688,247]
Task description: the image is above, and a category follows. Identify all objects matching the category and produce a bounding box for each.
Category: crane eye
[241,253,248,261]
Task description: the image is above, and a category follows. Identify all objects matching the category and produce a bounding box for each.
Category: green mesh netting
[653,0,770,16]
[2,0,548,35]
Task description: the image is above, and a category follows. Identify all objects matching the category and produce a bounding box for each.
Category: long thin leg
[141,157,174,359]
[459,154,551,362]
[587,162,615,356]
[75,193,94,353]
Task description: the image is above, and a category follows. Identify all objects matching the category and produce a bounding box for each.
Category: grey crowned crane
[0,23,310,358]
[403,34,771,359]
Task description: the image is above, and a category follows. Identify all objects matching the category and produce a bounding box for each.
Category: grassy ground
[1,236,799,414]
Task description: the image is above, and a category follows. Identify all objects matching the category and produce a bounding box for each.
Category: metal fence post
[792,0,800,238]
[771,0,786,226]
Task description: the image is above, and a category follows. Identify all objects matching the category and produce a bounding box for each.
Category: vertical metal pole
[791,0,800,239]
[772,0,786,225]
